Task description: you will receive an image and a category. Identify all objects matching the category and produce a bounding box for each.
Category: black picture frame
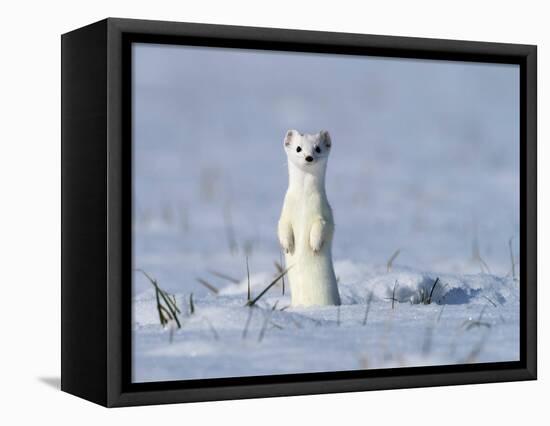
[61,17,537,407]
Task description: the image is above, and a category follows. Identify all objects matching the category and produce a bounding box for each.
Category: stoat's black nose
[305,156,313,162]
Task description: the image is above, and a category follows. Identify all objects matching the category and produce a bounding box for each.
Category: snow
[133,263,519,382]
[131,44,520,382]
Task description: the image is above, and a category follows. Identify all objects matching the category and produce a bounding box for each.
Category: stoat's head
[283,130,332,174]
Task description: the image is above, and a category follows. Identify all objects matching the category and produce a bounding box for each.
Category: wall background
[0,0,545,424]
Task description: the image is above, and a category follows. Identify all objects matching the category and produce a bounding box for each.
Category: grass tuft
[136,269,181,329]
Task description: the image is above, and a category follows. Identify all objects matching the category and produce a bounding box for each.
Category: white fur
[278,130,341,307]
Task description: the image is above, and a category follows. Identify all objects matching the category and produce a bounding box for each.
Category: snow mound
[336,262,518,307]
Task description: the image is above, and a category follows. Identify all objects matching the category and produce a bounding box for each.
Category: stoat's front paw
[279,234,295,254]
[310,235,324,254]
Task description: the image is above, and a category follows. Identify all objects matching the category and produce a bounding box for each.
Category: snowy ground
[131,44,520,382]
[132,261,519,382]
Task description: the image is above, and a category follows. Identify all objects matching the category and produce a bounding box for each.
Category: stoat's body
[278,130,341,307]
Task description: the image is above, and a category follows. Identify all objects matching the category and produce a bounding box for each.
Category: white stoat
[278,129,341,307]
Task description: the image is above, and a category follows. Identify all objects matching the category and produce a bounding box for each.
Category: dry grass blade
[478,305,488,321]
[258,302,278,342]
[196,278,219,294]
[437,284,449,304]
[478,256,491,274]
[169,325,175,344]
[168,294,180,314]
[189,293,195,315]
[159,304,173,321]
[463,332,490,362]
[154,286,166,326]
[362,291,373,326]
[242,306,255,339]
[508,237,517,280]
[203,316,219,340]
[425,277,440,304]
[464,321,491,331]
[482,296,497,307]
[279,251,286,295]
[246,266,293,307]
[136,268,156,286]
[422,325,434,356]
[274,262,285,295]
[387,249,401,272]
[289,316,303,329]
[246,256,251,302]
[179,204,189,233]
[163,292,181,317]
[384,280,399,309]
[136,268,181,328]
[274,261,284,274]
[462,308,492,330]
[437,304,446,322]
[223,203,238,254]
[472,232,491,274]
[208,269,240,284]
[270,322,284,330]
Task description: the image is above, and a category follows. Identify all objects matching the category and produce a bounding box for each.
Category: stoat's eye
[296,146,302,153]
[315,146,321,154]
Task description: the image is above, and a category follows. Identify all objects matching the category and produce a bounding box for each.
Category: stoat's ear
[320,130,332,148]
[284,129,299,147]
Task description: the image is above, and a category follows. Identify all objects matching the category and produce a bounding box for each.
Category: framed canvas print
[61,18,537,407]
